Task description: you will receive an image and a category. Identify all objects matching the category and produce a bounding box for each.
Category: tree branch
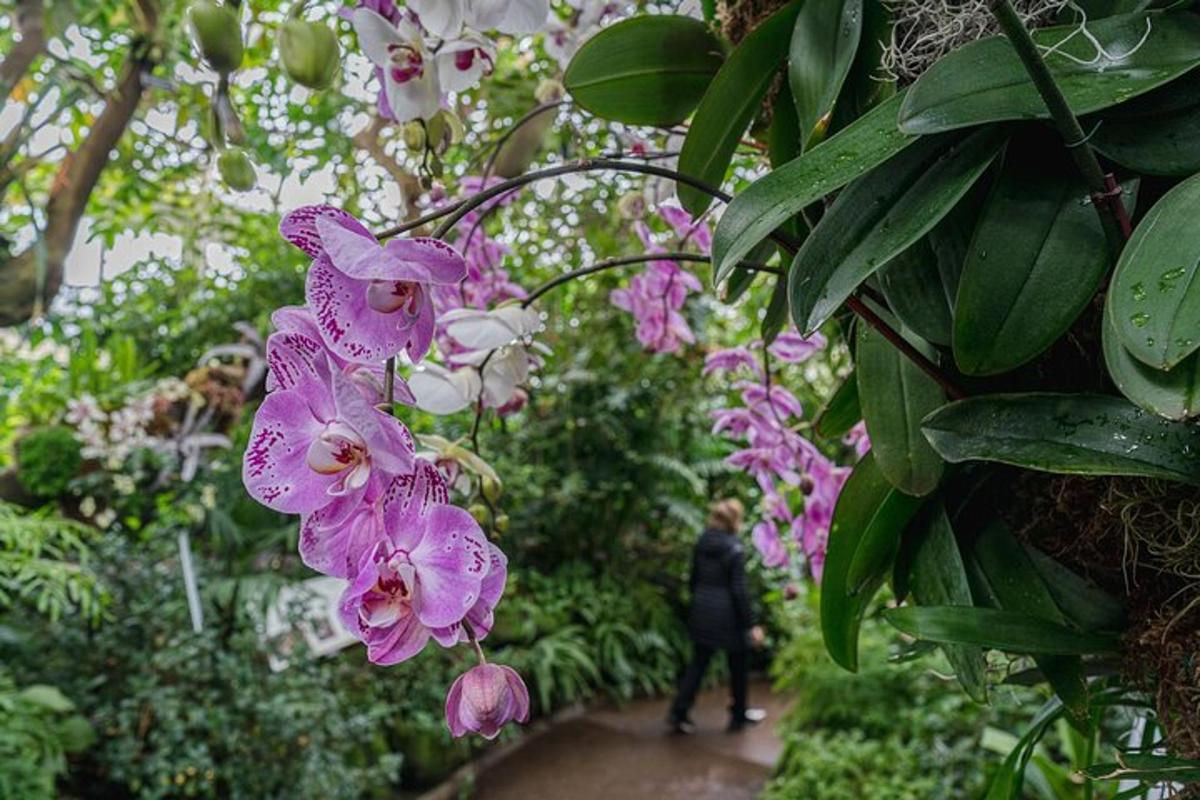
[352,115,423,223]
[0,0,46,103]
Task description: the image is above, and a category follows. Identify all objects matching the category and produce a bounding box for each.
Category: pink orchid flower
[243,351,414,516]
[267,305,416,405]
[768,331,827,364]
[752,519,790,568]
[703,347,763,378]
[338,471,491,665]
[281,205,467,364]
[445,663,531,739]
[432,542,507,646]
[299,460,448,579]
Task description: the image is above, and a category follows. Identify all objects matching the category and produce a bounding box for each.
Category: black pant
[669,643,748,722]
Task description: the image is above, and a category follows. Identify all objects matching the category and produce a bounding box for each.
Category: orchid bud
[617,192,646,220]
[468,503,491,526]
[534,78,564,105]
[427,109,463,155]
[279,17,340,90]
[445,664,530,739]
[481,476,502,504]
[402,121,426,152]
[188,1,243,74]
[494,513,509,534]
[217,148,256,191]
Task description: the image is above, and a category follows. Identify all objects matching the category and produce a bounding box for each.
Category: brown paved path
[471,679,789,800]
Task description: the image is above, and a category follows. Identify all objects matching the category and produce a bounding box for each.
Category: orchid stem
[521,253,779,308]
[384,356,396,407]
[986,0,1132,246]
[462,619,487,664]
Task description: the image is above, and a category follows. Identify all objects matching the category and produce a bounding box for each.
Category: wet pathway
[464,679,789,800]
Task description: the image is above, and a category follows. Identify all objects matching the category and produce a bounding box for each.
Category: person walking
[668,498,766,734]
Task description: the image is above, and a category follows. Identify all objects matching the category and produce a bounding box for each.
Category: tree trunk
[0,1,159,326]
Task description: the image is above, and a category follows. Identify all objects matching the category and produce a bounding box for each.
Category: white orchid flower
[469,0,550,34]
[410,362,483,414]
[435,30,497,93]
[407,0,467,39]
[352,8,442,121]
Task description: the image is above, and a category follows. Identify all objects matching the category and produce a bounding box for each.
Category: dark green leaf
[953,153,1110,376]
[1103,289,1200,419]
[877,238,953,346]
[815,372,861,438]
[788,0,862,144]
[821,452,925,671]
[921,392,1200,485]
[856,315,946,496]
[790,127,1004,334]
[1026,548,1127,633]
[908,502,988,702]
[677,1,803,214]
[883,606,1120,654]
[766,79,803,168]
[1090,77,1200,176]
[563,15,725,126]
[973,521,1088,722]
[899,12,1200,134]
[761,272,789,344]
[711,91,918,285]
[987,697,1066,800]
[1109,170,1200,369]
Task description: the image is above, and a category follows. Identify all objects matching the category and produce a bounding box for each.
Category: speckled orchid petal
[407,503,490,629]
[432,542,507,646]
[243,388,339,514]
[382,238,467,284]
[306,257,416,363]
[338,550,432,665]
[280,205,374,259]
[299,492,384,579]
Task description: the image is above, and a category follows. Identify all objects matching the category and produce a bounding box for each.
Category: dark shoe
[727,708,767,732]
[668,715,697,735]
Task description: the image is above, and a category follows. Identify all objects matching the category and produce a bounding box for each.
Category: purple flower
[338,483,491,665]
[299,460,448,579]
[445,663,530,739]
[768,331,826,364]
[843,420,871,459]
[243,351,414,515]
[281,205,467,364]
[656,203,711,250]
[268,305,416,405]
[703,346,762,378]
[752,519,789,568]
[432,542,507,645]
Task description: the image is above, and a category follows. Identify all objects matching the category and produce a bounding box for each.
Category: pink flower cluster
[609,204,707,355]
[704,332,860,583]
[243,204,528,739]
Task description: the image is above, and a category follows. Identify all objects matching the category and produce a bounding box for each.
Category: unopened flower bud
[188,1,243,74]
[279,17,340,90]
[217,148,256,191]
[445,663,530,739]
[534,78,564,105]
[481,476,502,504]
[402,121,426,152]
[427,109,463,155]
[494,513,509,534]
[617,192,646,220]
[468,503,491,526]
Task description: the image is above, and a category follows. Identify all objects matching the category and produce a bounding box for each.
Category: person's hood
[697,528,738,556]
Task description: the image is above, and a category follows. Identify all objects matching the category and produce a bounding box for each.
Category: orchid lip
[367,280,422,314]
[306,421,369,475]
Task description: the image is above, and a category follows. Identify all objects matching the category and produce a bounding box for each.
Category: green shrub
[0,669,95,800]
[760,730,938,800]
[15,426,82,499]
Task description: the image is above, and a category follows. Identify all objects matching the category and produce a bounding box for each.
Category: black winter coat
[686,528,754,650]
